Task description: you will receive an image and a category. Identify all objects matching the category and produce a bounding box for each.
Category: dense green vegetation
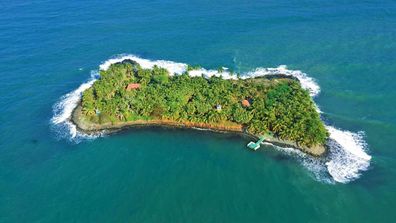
[81,60,328,147]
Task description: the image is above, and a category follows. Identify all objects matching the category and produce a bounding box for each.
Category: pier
[247,136,265,150]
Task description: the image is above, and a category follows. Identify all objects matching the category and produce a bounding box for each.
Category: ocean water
[1,0,396,222]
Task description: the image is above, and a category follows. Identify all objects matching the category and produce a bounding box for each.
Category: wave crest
[99,55,320,96]
[269,126,371,184]
[245,65,320,96]
[50,71,102,142]
[325,126,371,183]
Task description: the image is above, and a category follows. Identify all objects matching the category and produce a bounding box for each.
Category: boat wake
[50,54,371,183]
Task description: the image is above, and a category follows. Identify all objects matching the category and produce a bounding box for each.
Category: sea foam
[51,71,103,142]
[99,55,320,97]
[325,126,371,183]
[51,54,371,183]
[268,126,371,184]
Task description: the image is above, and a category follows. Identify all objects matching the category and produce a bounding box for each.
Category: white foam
[51,71,102,141]
[325,126,371,183]
[99,55,320,96]
[99,55,187,75]
[267,143,333,183]
[244,65,320,96]
[51,73,96,125]
[51,54,371,183]
[268,125,371,184]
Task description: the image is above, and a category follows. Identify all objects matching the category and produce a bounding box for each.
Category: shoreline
[71,105,326,156]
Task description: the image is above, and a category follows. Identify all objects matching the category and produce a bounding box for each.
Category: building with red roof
[126,83,141,91]
[242,99,250,107]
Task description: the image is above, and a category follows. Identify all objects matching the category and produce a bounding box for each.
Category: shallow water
[1,0,396,222]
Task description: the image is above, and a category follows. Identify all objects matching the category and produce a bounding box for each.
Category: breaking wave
[51,54,371,183]
[99,55,320,97]
[244,66,320,96]
[268,143,333,184]
[325,126,371,183]
[50,71,104,142]
[268,125,371,184]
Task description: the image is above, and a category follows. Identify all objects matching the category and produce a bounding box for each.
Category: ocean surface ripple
[51,54,371,184]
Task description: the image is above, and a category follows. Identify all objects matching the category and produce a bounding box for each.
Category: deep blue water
[1,0,396,222]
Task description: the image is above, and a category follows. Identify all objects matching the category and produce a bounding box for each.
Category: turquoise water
[1,0,396,222]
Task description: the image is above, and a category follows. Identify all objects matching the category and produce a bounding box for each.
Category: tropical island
[72,59,329,156]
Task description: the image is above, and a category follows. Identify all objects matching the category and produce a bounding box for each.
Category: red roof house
[241,99,251,107]
[126,83,141,91]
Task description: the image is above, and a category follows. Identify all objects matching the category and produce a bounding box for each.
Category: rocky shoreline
[72,105,326,156]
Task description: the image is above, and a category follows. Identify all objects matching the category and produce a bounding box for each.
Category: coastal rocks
[72,104,326,157]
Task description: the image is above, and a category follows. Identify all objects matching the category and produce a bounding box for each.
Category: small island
[72,59,329,156]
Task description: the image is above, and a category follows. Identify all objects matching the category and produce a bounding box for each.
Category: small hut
[241,99,250,107]
[216,104,222,111]
[126,83,141,91]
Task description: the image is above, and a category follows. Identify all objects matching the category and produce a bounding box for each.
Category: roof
[242,99,250,107]
[126,83,141,91]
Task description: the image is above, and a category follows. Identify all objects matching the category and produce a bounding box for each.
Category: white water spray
[325,126,371,183]
[51,71,102,141]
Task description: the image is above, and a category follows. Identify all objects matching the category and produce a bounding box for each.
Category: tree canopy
[81,60,328,147]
